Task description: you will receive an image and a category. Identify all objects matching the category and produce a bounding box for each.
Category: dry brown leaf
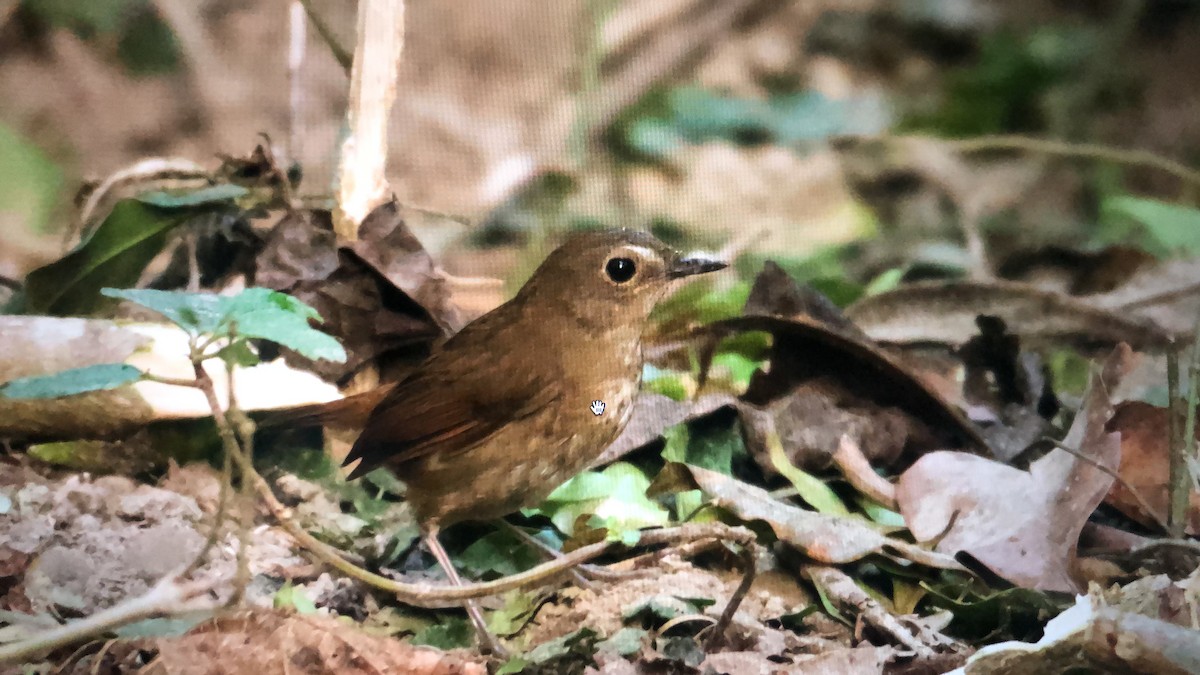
[895,346,1132,592]
[255,205,450,382]
[657,464,937,566]
[845,280,1173,352]
[1104,401,1200,533]
[75,609,485,675]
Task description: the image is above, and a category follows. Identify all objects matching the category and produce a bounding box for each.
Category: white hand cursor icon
[589,400,605,416]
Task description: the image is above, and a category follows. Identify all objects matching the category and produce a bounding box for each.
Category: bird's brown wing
[343,361,563,480]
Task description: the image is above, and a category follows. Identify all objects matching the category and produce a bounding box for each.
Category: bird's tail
[256,383,396,430]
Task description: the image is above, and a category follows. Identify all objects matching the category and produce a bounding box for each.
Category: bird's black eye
[605,257,636,283]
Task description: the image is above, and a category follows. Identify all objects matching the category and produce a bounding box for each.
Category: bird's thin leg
[424,528,506,656]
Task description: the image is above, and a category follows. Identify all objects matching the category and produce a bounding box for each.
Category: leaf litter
[896,345,1132,592]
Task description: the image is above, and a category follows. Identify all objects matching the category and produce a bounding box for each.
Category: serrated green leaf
[101,288,226,334]
[137,184,248,208]
[100,287,346,363]
[0,363,143,399]
[22,200,185,316]
[222,289,344,362]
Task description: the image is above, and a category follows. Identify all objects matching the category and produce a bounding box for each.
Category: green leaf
[863,268,905,296]
[519,628,599,669]
[777,605,818,631]
[854,495,907,529]
[486,590,542,637]
[709,352,761,387]
[0,122,63,234]
[623,595,706,625]
[25,0,140,33]
[1102,196,1200,257]
[0,363,143,399]
[494,658,529,675]
[272,583,317,615]
[596,627,646,656]
[222,288,345,362]
[660,424,689,464]
[458,530,543,578]
[215,341,261,368]
[101,288,226,334]
[21,200,186,316]
[411,617,474,649]
[137,184,247,208]
[537,462,670,537]
[767,432,850,516]
[101,287,347,363]
[643,365,689,401]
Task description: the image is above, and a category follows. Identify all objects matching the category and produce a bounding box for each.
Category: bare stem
[297,0,352,72]
[0,573,216,665]
[1177,321,1200,523]
[1168,349,1187,538]
[1048,439,1169,532]
[936,134,1200,189]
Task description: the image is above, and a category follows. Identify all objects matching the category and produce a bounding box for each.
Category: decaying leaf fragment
[76,609,486,675]
[654,463,959,568]
[895,346,1132,592]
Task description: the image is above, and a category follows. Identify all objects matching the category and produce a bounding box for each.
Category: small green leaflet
[101,287,347,363]
[0,363,143,399]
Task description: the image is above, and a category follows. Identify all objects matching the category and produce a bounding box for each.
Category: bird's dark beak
[667,254,727,279]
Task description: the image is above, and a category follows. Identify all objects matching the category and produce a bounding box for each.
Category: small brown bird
[274,229,725,651]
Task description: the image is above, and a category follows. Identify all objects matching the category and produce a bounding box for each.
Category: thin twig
[0,573,216,665]
[1168,349,1187,538]
[936,135,1200,188]
[1179,320,1200,512]
[297,0,352,73]
[1047,438,1169,532]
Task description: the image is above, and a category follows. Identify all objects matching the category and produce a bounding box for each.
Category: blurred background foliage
[1,0,1199,298]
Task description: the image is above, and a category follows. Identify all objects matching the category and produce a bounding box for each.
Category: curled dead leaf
[895,346,1133,592]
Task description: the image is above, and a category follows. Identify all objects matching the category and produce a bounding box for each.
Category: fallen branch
[0,573,217,665]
